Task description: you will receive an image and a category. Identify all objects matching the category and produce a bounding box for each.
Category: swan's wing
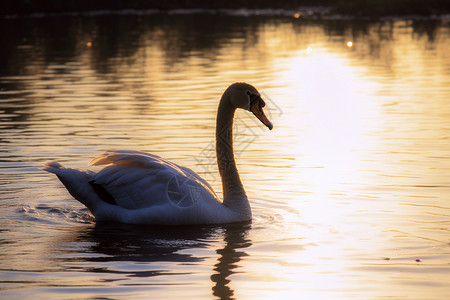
[178,165,217,197]
[90,151,219,209]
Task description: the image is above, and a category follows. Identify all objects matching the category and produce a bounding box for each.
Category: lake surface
[1,11,449,299]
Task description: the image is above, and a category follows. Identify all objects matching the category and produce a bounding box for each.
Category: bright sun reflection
[236,48,386,299]
[273,48,380,223]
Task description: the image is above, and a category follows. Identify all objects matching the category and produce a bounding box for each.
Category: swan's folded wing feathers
[91,166,123,185]
[90,150,165,167]
[92,166,172,209]
[90,150,219,210]
[179,165,217,198]
[112,168,154,186]
[90,152,121,166]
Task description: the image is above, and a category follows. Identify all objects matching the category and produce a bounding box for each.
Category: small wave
[252,212,285,226]
[19,204,94,224]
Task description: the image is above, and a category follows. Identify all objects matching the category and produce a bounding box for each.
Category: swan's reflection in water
[72,222,251,299]
[211,223,251,299]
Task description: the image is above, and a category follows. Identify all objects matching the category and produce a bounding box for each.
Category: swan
[44,82,273,225]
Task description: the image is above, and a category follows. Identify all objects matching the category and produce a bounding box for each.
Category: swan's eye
[248,92,260,108]
[246,91,253,110]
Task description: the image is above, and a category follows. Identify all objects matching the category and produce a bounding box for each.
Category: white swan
[44,82,273,225]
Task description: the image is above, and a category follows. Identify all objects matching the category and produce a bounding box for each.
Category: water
[1,12,449,299]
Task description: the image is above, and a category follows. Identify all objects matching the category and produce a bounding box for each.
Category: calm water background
[0,11,449,299]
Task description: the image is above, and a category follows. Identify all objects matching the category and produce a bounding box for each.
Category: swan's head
[227,82,273,130]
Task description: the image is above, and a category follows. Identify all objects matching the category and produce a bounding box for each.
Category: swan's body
[44,83,272,225]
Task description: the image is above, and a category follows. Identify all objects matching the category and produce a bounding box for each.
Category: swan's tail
[43,162,101,214]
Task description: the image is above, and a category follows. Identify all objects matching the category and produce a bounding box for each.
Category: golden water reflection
[0,15,449,299]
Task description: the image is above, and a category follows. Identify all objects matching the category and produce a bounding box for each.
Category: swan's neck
[216,94,250,215]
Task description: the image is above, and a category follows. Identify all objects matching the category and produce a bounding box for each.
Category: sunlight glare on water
[0,14,449,299]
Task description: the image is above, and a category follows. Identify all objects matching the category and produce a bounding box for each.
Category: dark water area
[1,11,449,299]
[1,13,447,76]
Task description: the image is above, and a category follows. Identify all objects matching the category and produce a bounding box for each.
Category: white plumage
[44,83,273,225]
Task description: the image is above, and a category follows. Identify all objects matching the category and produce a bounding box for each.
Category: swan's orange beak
[251,100,273,130]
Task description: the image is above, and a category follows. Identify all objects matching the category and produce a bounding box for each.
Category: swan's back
[90,150,219,209]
